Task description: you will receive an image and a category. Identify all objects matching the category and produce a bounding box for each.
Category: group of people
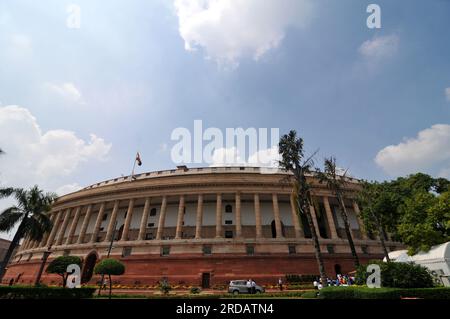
[313,274,355,289]
[246,279,257,294]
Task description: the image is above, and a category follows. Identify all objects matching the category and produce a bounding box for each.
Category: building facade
[3,166,403,287]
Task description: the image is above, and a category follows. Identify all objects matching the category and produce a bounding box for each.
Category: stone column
[215,194,222,238]
[323,196,338,239]
[175,195,185,239]
[65,206,82,245]
[352,201,367,239]
[77,204,93,244]
[138,197,151,241]
[195,194,203,239]
[105,200,120,242]
[272,194,283,238]
[90,202,106,243]
[40,213,55,247]
[309,204,322,239]
[235,192,242,238]
[21,238,30,251]
[289,195,303,238]
[120,198,135,241]
[156,196,167,240]
[46,210,62,247]
[254,194,262,238]
[56,208,71,245]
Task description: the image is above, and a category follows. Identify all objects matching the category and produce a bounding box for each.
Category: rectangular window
[288,245,296,254]
[148,223,155,227]
[202,245,212,255]
[225,230,233,238]
[225,220,233,225]
[102,214,108,221]
[161,246,170,256]
[122,247,132,257]
[246,245,255,255]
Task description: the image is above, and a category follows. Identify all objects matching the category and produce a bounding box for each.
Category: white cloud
[55,183,82,196]
[173,0,312,66]
[358,34,399,61]
[0,105,111,189]
[445,87,450,102]
[44,82,83,103]
[375,124,450,178]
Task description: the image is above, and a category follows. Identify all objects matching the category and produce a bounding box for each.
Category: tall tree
[357,181,396,261]
[316,157,359,267]
[278,130,327,286]
[0,186,57,281]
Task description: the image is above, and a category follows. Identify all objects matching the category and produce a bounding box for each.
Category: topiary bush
[46,256,82,287]
[355,261,434,288]
[94,258,126,298]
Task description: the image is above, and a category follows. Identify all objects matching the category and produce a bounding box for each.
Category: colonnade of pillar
[20,193,367,251]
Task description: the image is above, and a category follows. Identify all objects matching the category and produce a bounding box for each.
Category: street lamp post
[34,246,52,286]
[98,220,117,296]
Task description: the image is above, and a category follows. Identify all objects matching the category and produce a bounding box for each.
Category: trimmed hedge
[285,274,317,283]
[319,286,450,299]
[0,286,96,299]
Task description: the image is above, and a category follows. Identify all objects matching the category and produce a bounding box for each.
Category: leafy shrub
[158,280,172,295]
[301,291,318,298]
[285,274,317,283]
[355,261,434,288]
[190,287,201,294]
[319,286,450,299]
[0,286,95,299]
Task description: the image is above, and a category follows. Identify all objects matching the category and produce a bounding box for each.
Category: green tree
[94,258,125,298]
[357,181,400,261]
[398,191,449,254]
[46,255,82,287]
[316,157,359,267]
[278,130,327,286]
[358,174,450,256]
[0,186,57,281]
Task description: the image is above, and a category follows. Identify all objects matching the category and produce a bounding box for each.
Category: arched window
[225,204,232,213]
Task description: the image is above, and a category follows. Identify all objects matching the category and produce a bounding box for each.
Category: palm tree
[278,130,328,286]
[0,186,57,281]
[316,157,360,267]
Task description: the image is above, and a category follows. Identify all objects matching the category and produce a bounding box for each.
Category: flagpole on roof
[131,151,142,181]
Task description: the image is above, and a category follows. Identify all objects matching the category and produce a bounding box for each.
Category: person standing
[278,278,283,291]
[251,279,257,294]
[246,279,252,294]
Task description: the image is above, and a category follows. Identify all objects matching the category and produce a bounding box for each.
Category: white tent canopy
[385,242,450,286]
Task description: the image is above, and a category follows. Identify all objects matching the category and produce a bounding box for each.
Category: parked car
[228,280,265,295]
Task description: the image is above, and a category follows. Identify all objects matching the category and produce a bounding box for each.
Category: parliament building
[3,166,402,287]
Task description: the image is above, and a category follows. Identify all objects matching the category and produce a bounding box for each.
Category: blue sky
[0,0,449,214]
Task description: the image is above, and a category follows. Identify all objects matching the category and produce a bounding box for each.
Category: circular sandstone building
[5,166,402,287]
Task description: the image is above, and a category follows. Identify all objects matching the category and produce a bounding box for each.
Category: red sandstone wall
[3,254,381,287]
